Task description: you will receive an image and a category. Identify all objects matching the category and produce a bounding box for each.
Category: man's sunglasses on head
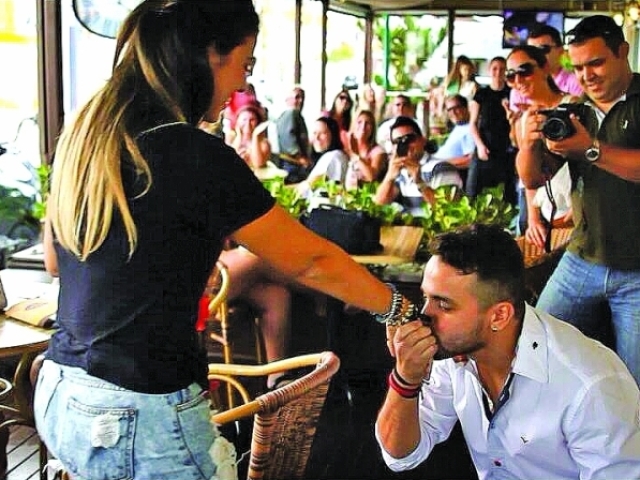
[505,62,536,83]
[533,44,554,55]
[391,133,419,146]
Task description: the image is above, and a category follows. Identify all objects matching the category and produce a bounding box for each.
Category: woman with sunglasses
[506,45,579,248]
[36,2,408,478]
[328,88,354,149]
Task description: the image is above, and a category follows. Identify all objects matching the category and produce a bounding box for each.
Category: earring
[491,325,498,332]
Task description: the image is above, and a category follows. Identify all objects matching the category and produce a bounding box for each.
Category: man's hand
[386,321,438,385]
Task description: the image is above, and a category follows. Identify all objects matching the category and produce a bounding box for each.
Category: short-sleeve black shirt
[48,123,275,393]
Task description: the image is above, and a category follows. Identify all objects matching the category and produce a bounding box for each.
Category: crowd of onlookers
[207,22,583,382]
[209,18,640,398]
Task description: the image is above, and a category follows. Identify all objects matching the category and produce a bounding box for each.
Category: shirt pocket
[58,398,136,480]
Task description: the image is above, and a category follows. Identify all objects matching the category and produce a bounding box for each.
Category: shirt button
[494,460,502,467]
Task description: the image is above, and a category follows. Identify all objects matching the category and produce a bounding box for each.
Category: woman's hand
[476,142,490,161]
[517,109,544,151]
[525,214,548,248]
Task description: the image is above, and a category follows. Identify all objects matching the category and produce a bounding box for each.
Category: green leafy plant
[261,178,309,219]
[261,178,516,260]
[31,163,51,221]
[415,184,516,259]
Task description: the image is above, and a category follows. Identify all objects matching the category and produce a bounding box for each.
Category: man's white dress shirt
[377,304,640,480]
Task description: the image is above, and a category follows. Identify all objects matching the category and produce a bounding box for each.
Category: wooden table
[0,268,55,480]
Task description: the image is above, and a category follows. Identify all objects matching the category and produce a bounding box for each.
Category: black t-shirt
[48,123,275,393]
[473,85,511,160]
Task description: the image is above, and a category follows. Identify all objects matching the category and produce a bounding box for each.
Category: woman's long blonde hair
[49,0,259,260]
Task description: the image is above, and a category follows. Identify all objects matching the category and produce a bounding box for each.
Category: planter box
[379,226,424,261]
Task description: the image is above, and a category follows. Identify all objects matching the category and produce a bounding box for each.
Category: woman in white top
[303,116,349,188]
[346,109,388,183]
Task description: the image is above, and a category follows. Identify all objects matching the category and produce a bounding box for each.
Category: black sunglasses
[391,133,419,145]
[505,62,536,83]
[533,44,554,55]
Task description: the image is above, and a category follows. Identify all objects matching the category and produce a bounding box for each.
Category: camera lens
[542,117,572,141]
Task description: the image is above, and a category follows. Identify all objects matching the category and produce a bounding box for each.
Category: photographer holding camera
[505,45,583,248]
[517,15,640,385]
[375,224,640,479]
[373,116,462,216]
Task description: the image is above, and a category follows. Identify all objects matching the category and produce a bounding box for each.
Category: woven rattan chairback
[209,351,340,480]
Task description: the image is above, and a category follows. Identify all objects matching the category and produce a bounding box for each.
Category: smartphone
[0,276,6,310]
[396,138,410,157]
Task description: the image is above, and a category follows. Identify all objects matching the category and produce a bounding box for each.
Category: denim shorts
[34,360,225,480]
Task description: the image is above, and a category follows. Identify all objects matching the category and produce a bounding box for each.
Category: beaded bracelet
[373,284,403,324]
[387,371,420,399]
[373,284,420,326]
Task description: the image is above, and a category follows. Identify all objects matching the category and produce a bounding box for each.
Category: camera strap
[543,179,557,254]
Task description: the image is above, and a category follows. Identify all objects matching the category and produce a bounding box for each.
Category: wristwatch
[585,139,600,163]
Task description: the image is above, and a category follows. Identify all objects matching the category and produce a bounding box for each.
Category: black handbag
[301,205,382,255]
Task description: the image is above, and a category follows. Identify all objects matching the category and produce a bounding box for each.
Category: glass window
[0,0,38,157]
[299,0,323,117]
[252,0,297,120]
[325,10,365,113]
[61,2,118,118]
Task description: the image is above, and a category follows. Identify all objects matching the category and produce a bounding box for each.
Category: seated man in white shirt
[377,95,421,154]
[434,94,476,186]
[373,116,462,217]
[376,224,640,480]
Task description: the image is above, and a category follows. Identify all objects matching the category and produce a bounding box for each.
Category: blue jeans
[34,360,227,479]
[537,251,640,385]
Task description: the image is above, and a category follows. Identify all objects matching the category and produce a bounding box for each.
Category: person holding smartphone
[373,116,462,216]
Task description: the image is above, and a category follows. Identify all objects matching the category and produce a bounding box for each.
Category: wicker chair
[209,351,340,480]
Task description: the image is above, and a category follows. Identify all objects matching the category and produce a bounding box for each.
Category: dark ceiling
[329,0,613,13]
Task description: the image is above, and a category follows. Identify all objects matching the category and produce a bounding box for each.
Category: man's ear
[617,41,630,59]
[488,301,516,332]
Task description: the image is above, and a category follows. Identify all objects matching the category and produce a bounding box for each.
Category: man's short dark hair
[529,24,563,46]
[429,224,526,319]
[444,94,468,110]
[566,15,626,55]
[389,116,421,137]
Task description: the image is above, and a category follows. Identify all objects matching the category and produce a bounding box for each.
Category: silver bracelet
[374,284,402,324]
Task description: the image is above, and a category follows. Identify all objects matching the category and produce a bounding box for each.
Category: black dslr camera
[539,103,594,141]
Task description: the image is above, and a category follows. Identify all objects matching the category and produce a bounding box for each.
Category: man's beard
[431,331,485,361]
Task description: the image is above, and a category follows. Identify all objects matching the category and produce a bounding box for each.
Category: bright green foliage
[262,178,516,254]
[419,184,515,242]
[261,178,309,219]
